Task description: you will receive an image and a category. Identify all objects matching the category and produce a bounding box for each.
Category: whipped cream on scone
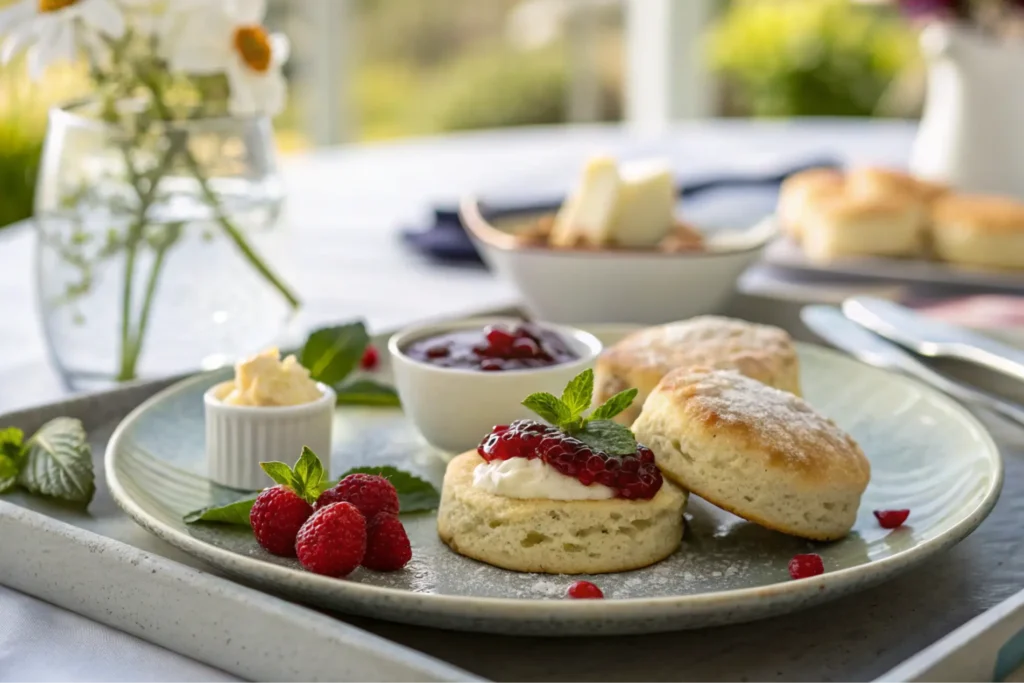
[473,458,614,501]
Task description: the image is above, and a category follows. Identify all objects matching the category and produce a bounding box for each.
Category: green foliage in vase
[707,0,918,118]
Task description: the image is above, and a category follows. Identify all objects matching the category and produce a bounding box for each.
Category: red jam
[405,323,578,372]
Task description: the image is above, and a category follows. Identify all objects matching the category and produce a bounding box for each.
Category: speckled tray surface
[106,325,1001,636]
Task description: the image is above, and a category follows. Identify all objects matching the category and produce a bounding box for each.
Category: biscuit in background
[594,316,800,425]
[847,166,949,206]
[931,193,1024,270]
[800,192,924,262]
[632,368,870,541]
[777,168,844,241]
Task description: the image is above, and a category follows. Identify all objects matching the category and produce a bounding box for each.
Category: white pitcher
[910,22,1024,199]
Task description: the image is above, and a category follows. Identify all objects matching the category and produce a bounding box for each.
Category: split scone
[800,192,924,262]
[931,194,1024,270]
[437,451,686,574]
[633,368,870,541]
[594,316,800,426]
[776,168,844,241]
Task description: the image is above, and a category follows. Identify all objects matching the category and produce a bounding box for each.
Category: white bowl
[461,196,775,325]
[388,318,602,454]
[204,382,336,491]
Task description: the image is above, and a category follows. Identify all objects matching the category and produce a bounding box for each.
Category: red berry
[316,473,400,518]
[425,344,450,359]
[788,554,824,580]
[362,513,412,572]
[295,502,366,577]
[873,509,910,529]
[484,325,516,351]
[511,338,540,358]
[249,485,313,557]
[567,580,603,599]
[359,345,379,371]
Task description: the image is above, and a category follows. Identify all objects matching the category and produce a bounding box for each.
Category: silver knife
[843,296,1024,384]
[801,305,1024,426]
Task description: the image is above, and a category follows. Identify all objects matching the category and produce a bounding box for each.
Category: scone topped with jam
[437,369,686,575]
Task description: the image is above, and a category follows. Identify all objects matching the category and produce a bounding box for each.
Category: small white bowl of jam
[388,318,602,453]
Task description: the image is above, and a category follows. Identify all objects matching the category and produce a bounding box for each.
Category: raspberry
[477,420,663,500]
[316,473,400,519]
[359,345,380,371]
[249,485,313,557]
[788,554,824,580]
[567,580,603,599]
[362,514,412,572]
[873,509,910,529]
[295,502,366,577]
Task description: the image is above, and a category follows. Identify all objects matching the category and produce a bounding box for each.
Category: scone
[633,368,870,541]
[800,192,924,262]
[931,194,1024,270]
[777,168,844,241]
[594,316,800,426]
[437,451,687,574]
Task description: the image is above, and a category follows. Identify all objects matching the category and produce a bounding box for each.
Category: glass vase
[34,102,298,390]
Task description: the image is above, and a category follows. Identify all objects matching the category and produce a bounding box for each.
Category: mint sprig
[298,320,401,408]
[0,419,95,505]
[184,448,440,525]
[522,369,640,456]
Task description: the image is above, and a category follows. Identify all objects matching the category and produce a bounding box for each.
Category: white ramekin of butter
[204,348,335,491]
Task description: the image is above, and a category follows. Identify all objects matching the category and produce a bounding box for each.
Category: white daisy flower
[163,0,289,117]
[0,0,125,79]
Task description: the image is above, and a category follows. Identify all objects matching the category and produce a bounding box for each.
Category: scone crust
[437,451,687,574]
[594,316,801,424]
[633,368,870,541]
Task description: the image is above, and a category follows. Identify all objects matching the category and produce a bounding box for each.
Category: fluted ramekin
[204,382,336,491]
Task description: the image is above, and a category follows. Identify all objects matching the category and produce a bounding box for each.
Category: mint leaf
[301,322,369,386]
[575,420,637,457]
[0,427,24,493]
[561,369,594,419]
[335,379,401,407]
[522,392,571,426]
[589,388,639,422]
[292,446,327,499]
[183,496,256,525]
[260,461,294,488]
[17,418,94,505]
[338,465,440,513]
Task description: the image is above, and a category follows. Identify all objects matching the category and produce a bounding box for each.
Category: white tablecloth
[0,120,914,681]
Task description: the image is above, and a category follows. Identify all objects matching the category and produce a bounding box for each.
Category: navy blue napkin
[400,157,842,265]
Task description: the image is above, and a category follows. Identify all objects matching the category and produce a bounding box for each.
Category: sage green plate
[107,327,1003,636]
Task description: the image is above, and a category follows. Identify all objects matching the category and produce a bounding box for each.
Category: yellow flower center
[233,25,272,74]
[38,0,79,11]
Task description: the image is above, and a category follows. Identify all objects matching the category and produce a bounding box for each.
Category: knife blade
[843,296,1024,384]
[801,305,1024,426]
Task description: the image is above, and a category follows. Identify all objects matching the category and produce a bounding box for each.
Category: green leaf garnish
[335,379,401,407]
[259,446,328,504]
[521,392,571,426]
[301,321,370,386]
[184,450,440,525]
[520,369,643,456]
[17,418,94,505]
[575,420,638,457]
[183,496,256,525]
[560,368,594,419]
[0,427,24,494]
[589,388,639,422]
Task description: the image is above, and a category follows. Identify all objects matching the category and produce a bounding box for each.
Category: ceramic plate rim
[106,341,1004,619]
